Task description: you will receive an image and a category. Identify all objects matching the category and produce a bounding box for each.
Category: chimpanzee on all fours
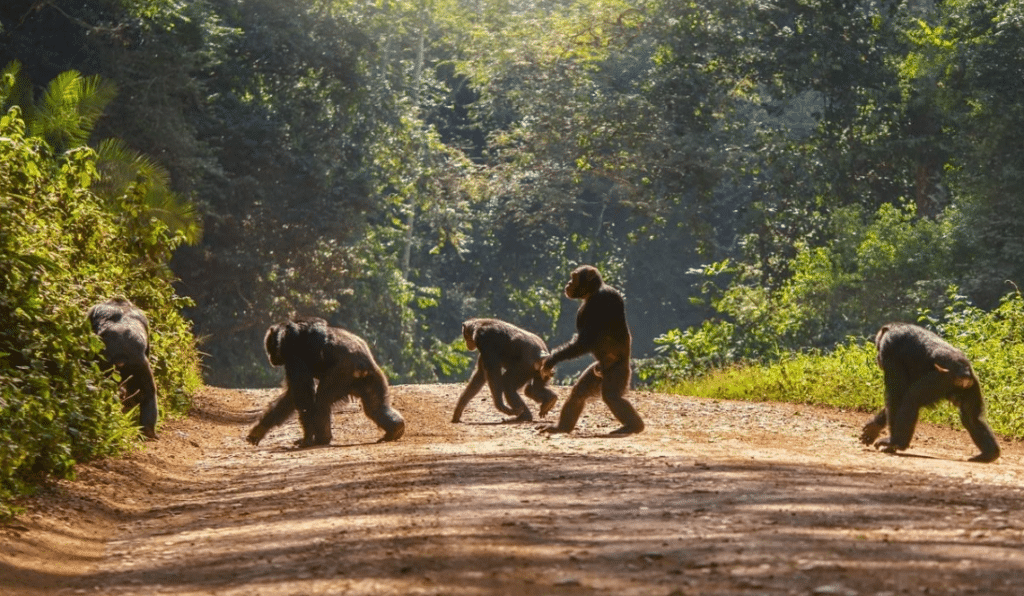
[89,298,159,439]
[452,318,558,423]
[247,317,405,447]
[860,322,1000,463]
[542,265,644,435]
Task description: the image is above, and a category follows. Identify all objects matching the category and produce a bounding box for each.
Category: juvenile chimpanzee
[541,265,644,435]
[452,318,558,423]
[860,322,999,463]
[246,317,405,447]
[89,298,159,439]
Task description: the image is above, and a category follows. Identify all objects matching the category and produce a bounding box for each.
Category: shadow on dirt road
[3,385,1024,595]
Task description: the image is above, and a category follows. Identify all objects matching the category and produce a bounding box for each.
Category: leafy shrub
[923,290,1024,439]
[651,288,1024,442]
[0,100,200,516]
[651,339,880,412]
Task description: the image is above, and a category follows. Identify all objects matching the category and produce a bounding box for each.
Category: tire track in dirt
[3,385,1024,596]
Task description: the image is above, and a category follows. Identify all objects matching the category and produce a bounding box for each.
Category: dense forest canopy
[3,0,1024,390]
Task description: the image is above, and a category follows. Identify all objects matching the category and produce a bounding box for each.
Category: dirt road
[2,385,1023,596]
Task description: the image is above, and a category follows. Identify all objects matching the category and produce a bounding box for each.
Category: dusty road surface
[2,384,1024,596]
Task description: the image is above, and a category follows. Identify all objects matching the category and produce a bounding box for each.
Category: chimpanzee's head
[565,265,603,299]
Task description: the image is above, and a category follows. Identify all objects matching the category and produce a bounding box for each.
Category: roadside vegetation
[0,63,201,516]
[647,290,1024,440]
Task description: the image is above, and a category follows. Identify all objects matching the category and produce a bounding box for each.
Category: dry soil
[2,384,1023,596]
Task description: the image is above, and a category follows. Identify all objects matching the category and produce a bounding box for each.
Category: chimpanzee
[88,298,159,439]
[246,317,405,447]
[860,322,1000,463]
[452,318,559,423]
[541,265,644,435]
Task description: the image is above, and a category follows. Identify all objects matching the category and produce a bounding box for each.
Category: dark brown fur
[452,318,558,423]
[542,265,644,435]
[89,298,158,439]
[247,317,405,447]
[860,322,999,462]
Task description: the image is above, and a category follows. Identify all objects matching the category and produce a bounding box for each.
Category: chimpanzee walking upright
[541,265,644,435]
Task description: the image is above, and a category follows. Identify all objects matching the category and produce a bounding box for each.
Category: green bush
[650,338,880,412]
[923,290,1024,439]
[0,103,201,516]
[653,289,1024,442]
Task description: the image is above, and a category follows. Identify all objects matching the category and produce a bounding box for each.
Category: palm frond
[141,184,204,245]
[32,70,117,150]
[0,61,34,121]
[77,74,118,124]
[95,138,203,245]
[96,138,171,192]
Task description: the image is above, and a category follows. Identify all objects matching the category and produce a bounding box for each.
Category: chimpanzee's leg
[354,373,405,442]
[878,370,945,452]
[501,363,537,422]
[306,370,354,446]
[600,359,643,435]
[957,385,1000,463]
[859,409,887,445]
[480,352,527,418]
[524,372,558,418]
[247,386,301,446]
[452,360,491,422]
[544,363,601,433]
[867,351,911,451]
[123,360,159,440]
[247,359,316,447]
